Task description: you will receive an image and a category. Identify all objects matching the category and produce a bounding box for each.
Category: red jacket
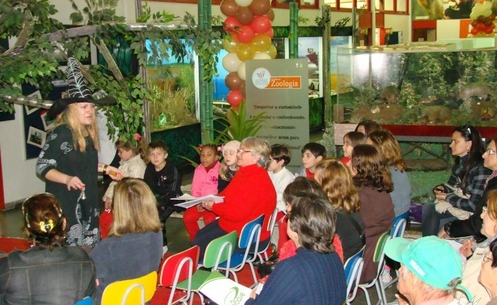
[213,164,276,241]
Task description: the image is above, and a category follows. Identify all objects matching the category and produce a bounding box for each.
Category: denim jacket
[0,246,95,305]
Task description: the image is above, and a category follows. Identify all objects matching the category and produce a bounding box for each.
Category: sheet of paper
[172,194,224,209]
[199,272,252,305]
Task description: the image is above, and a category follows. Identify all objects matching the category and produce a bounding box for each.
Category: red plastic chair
[0,237,31,253]
[157,245,199,305]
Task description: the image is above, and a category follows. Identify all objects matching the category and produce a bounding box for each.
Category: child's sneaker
[380,267,393,285]
[162,245,169,255]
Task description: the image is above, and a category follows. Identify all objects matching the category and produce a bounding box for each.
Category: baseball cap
[384,236,464,291]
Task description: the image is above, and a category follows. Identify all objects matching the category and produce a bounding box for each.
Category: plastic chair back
[344,255,364,305]
[238,214,264,249]
[203,230,237,270]
[373,231,391,264]
[74,297,92,305]
[390,215,407,238]
[101,271,157,305]
[159,246,199,305]
[257,208,278,262]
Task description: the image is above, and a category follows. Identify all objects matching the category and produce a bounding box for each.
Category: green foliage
[215,100,266,142]
[0,0,65,113]
[1,0,225,142]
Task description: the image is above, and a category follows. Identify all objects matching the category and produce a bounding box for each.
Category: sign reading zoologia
[246,59,309,171]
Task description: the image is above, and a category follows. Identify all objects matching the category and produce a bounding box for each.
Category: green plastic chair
[176,230,237,305]
[358,231,391,305]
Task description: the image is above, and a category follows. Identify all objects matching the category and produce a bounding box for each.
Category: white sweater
[103,154,146,201]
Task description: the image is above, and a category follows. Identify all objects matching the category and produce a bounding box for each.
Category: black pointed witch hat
[47,57,116,120]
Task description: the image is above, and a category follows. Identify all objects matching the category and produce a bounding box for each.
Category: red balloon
[250,15,271,34]
[264,28,274,39]
[221,0,239,17]
[236,7,254,25]
[237,26,255,43]
[224,17,242,34]
[225,72,243,90]
[249,0,271,16]
[227,90,243,107]
[239,81,246,98]
[265,9,275,22]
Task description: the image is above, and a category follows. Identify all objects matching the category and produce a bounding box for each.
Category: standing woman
[0,193,95,305]
[351,144,394,283]
[36,57,121,247]
[367,129,411,217]
[422,125,490,236]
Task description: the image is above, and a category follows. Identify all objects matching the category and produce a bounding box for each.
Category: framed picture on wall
[40,111,55,131]
[25,91,42,115]
[26,126,46,149]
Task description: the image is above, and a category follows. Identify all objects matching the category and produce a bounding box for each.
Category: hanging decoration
[220,0,274,108]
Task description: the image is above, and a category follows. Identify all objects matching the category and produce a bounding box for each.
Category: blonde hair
[315,158,361,213]
[368,129,406,172]
[241,137,271,169]
[487,189,497,220]
[109,178,161,237]
[219,159,238,181]
[55,103,99,152]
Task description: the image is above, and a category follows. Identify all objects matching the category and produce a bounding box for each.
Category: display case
[334,42,497,127]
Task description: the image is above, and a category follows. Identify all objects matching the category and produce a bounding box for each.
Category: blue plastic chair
[218,214,264,287]
[344,246,365,305]
[74,297,92,305]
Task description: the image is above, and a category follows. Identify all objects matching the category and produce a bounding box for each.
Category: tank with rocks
[334,43,497,126]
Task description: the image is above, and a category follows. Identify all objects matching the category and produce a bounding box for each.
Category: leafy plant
[178,100,266,167]
[215,100,266,142]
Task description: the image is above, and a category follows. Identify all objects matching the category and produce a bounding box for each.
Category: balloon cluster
[221,0,275,107]
[469,1,495,36]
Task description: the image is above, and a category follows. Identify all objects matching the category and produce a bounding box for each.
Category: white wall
[0,104,44,205]
[384,14,410,42]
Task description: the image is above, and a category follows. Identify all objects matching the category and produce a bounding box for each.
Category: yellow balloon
[251,34,271,52]
[237,43,255,61]
[266,44,277,59]
[222,37,239,53]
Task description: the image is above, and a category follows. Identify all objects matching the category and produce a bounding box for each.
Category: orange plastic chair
[158,245,199,305]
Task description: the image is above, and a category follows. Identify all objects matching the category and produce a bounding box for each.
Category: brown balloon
[249,0,271,16]
[239,81,246,98]
[221,0,239,17]
[236,7,254,25]
[225,72,243,90]
[265,9,275,22]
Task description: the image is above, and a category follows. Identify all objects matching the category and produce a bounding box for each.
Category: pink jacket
[190,161,221,197]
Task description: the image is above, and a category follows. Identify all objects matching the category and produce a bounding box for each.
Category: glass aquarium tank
[334,43,497,126]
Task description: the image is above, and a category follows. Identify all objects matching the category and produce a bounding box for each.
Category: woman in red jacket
[194,137,277,257]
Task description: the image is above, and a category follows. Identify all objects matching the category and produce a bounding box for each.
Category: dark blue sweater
[245,248,346,305]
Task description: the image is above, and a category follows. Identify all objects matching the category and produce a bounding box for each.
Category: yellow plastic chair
[101,271,158,305]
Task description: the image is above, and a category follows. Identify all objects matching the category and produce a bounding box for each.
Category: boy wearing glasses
[268,144,295,251]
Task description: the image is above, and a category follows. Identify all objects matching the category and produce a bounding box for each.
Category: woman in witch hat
[36,57,122,248]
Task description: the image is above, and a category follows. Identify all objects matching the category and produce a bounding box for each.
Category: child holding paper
[183,144,221,241]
